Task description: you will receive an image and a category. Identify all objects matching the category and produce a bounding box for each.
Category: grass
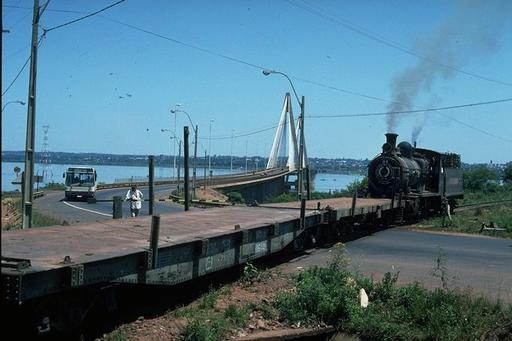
[264,190,350,203]
[418,189,512,238]
[422,202,512,238]
[273,243,512,341]
[2,196,61,230]
[460,186,512,205]
[102,328,127,341]
[177,287,252,341]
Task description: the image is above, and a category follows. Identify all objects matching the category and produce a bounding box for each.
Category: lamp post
[230,129,234,173]
[171,104,181,180]
[208,119,214,174]
[2,100,25,113]
[263,69,308,232]
[161,129,182,193]
[171,107,198,198]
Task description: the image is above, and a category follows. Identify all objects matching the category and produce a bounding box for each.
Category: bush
[226,191,244,204]
[273,243,512,340]
[463,166,499,191]
[182,317,230,341]
[40,182,65,190]
[223,304,250,328]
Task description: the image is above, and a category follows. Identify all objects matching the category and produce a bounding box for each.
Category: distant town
[2,151,509,176]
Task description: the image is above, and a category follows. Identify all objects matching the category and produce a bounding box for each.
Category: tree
[346,176,368,196]
[463,166,498,191]
[504,163,512,183]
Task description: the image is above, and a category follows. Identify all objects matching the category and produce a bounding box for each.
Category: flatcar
[368,133,463,220]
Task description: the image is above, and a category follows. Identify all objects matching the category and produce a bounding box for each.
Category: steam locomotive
[368,133,463,219]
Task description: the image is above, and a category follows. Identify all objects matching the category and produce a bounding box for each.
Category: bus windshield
[65,171,95,186]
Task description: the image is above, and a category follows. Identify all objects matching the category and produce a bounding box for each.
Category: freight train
[368,133,463,220]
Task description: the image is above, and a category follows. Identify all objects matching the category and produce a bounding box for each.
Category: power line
[199,124,279,140]
[104,18,405,104]
[308,98,512,143]
[1,4,447,106]
[436,112,511,143]
[3,4,85,14]
[43,0,126,33]
[199,118,302,141]
[2,35,45,97]
[2,55,31,96]
[2,0,124,97]
[307,98,512,118]
[106,18,266,72]
[287,0,512,88]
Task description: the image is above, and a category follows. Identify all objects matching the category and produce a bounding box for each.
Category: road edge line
[62,201,112,217]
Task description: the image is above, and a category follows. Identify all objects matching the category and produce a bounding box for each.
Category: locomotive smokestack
[385,133,398,149]
[382,133,398,154]
[413,141,417,148]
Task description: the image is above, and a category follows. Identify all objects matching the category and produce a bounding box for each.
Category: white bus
[63,167,97,200]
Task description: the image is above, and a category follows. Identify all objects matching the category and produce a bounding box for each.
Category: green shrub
[182,317,230,341]
[198,288,220,310]
[240,262,260,285]
[224,304,249,328]
[40,182,65,190]
[226,191,244,204]
[273,243,512,340]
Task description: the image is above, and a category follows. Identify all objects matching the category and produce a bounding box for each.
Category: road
[281,228,512,303]
[34,185,185,224]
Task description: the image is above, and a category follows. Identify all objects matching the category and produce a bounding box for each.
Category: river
[1,162,364,193]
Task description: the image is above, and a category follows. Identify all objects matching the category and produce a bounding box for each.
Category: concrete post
[150,215,160,269]
[113,196,123,219]
[148,155,154,215]
[184,126,190,211]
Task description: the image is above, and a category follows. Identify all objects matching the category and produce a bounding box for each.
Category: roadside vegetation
[102,245,511,341]
[1,194,61,230]
[264,177,368,203]
[274,244,511,341]
[420,165,512,238]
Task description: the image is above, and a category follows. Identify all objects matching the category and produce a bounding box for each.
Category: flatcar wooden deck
[2,197,391,304]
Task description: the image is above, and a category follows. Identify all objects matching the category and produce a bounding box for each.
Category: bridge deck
[2,197,391,303]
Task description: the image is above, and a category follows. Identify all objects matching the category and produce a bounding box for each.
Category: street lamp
[170,104,181,180]
[263,69,309,231]
[162,130,182,195]
[208,119,214,174]
[171,107,198,198]
[2,100,25,113]
[230,129,234,173]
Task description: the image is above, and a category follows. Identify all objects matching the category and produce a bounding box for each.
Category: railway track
[454,199,512,212]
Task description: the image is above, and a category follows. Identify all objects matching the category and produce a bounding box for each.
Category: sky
[2,0,512,164]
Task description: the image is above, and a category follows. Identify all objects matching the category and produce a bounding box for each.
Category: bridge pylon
[266,93,300,171]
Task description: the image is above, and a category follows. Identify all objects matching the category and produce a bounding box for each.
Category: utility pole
[22,0,41,229]
[230,129,234,173]
[245,138,248,173]
[203,150,207,189]
[184,126,190,211]
[208,119,213,174]
[192,125,198,199]
[298,96,306,230]
[177,140,182,196]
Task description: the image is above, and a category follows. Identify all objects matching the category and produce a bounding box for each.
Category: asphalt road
[34,185,185,224]
[282,228,512,303]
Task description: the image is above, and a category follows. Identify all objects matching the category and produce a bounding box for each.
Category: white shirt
[126,189,143,209]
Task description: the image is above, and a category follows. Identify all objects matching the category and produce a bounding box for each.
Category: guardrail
[96,167,290,191]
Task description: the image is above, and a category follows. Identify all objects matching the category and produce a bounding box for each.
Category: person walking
[126,185,143,217]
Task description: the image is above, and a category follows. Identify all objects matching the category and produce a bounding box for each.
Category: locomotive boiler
[368,133,463,218]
